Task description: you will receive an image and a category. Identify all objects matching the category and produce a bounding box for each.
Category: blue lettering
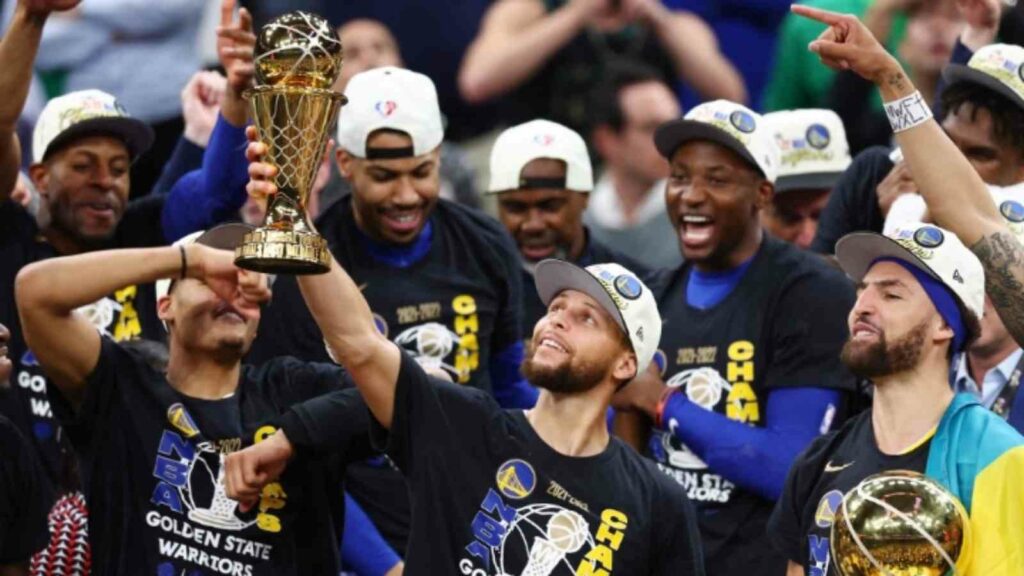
[465,541,491,570]
[481,488,518,525]
[157,430,194,460]
[809,534,830,576]
[153,455,189,487]
[471,511,506,548]
[151,482,183,513]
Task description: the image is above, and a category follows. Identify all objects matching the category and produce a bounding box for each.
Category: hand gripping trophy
[235,11,345,274]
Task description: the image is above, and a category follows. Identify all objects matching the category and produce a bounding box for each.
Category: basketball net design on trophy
[831,470,970,576]
[167,403,255,531]
[234,11,346,274]
[75,298,119,336]
[495,505,592,576]
[393,322,461,379]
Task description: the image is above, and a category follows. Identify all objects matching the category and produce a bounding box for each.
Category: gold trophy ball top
[254,11,343,89]
[831,470,970,576]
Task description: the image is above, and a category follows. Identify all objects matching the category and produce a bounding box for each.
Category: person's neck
[609,169,656,225]
[166,346,241,400]
[871,356,953,455]
[968,339,1020,387]
[568,226,588,262]
[42,226,89,256]
[525,387,611,457]
[693,227,762,274]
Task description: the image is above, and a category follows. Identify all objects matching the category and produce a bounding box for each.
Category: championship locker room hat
[337,66,444,159]
[487,119,593,194]
[155,224,254,325]
[33,89,154,163]
[989,182,1024,243]
[943,44,1024,112]
[534,260,661,377]
[835,222,985,332]
[654,99,780,183]
[763,109,851,193]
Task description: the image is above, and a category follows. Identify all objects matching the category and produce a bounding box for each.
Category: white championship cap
[654,99,780,183]
[33,89,153,163]
[534,260,661,377]
[763,109,851,192]
[835,222,985,322]
[155,224,254,330]
[337,67,444,159]
[943,43,1024,112]
[487,119,593,193]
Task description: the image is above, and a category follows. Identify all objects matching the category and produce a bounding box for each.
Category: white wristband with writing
[884,91,933,133]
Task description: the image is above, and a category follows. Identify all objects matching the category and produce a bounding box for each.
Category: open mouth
[851,320,880,341]
[380,208,423,235]
[521,242,556,260]
[80,200,116,220]
[679,214,715,249]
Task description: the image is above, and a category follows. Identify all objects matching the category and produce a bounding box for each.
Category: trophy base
[235,228,331,275]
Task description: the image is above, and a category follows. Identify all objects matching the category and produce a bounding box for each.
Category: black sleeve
[277,388,375,461]
[0,416,49,563]
[764,268,857,392]
[810,146,893,254]
[46,337,125,451]
[246,274,332,366]
[652,480,706,576]
[115,194,168,247]
[767,434,832,565]
[0,201,37,248]
[369,350,501,475]
[827,71,893,154]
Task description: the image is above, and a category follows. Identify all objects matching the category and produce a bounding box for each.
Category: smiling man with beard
[610,99,858,575]
[247,67,532,558]
[224,251,705,574]
[490,119,648,338]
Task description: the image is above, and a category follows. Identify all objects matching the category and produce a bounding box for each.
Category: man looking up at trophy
[489,118,648,338]
[246,66,533,557]
[14,225,376,575]
[768,6,1024,575]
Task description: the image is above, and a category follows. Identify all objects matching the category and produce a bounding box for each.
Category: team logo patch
[653,349,667,376]
[372,313,389,338]
[729,110,756,134]
[496,459,536,500]
[806,124,831,149]
[533,134,555,146]
[167,403,200,439]
[375,100,398,117]
[613,274,642,300]
[914,226,944,248]
[20,349,39,367]
[1000,200,1024,223]
[815,490,844,528]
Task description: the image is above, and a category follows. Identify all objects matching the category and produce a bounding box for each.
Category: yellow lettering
[575,556,609,576]
[254,426,276,443]
[727,340,754,362]
[455,314,479,335]
[600,509,628,531]
[256,513,281,533]
[726,383,760,423]
[595,523,624,551]
[727,362,754,382]
[452,295,477,315]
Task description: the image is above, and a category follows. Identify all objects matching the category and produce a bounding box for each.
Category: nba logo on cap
[375,100,398,117]
[533,134,554,146]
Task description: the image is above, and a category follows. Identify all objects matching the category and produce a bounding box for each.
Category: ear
[612,350,638,383]
[754,180,774,212]
[156,295,174,325]
[934,316,955,347]
[28,163,49,198]
[336,148,355,179]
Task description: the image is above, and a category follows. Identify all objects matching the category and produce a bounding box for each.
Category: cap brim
[775,171,843,193]
[943,64,1024,112]
[534,259,627,336]
[42,116,155,162]
[835,232,942,283]
[194,223,254,250]
[654,119,763,177]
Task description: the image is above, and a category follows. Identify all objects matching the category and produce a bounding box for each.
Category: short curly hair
[940,81,1024,159]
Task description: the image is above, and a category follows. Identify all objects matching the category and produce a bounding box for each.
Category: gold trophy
[234,11,345,274]
[831,470,971,575]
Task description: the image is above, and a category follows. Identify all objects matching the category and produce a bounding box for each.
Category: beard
[521,340,607,394]
[48,196,118,250]
[841,319,928,379]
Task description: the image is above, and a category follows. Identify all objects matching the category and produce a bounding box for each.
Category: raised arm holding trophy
[235,11,346,274]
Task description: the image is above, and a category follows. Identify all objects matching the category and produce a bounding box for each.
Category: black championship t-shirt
[49,337,372,575]
[767,411,930,576]
[645,236,857,575]
[247,197,523,553]
[0,414,50,564]
[520,230,650,339]
[0,199,166,487]
[373,352,705,575]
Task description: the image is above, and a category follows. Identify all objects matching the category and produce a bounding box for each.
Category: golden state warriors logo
[496,459,536,500]
[613,274,642,300]
[1000,200,1024,223]
[730,110,756,133]
[914,226,944,248]
[806,124,830,150]
[815,490,844,528]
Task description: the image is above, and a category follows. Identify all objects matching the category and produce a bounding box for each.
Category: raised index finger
[791,3,846,25]
[220,0,236,28]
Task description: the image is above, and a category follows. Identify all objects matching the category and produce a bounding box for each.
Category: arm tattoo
[886,72,906,91]
[972,231,1024,346]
